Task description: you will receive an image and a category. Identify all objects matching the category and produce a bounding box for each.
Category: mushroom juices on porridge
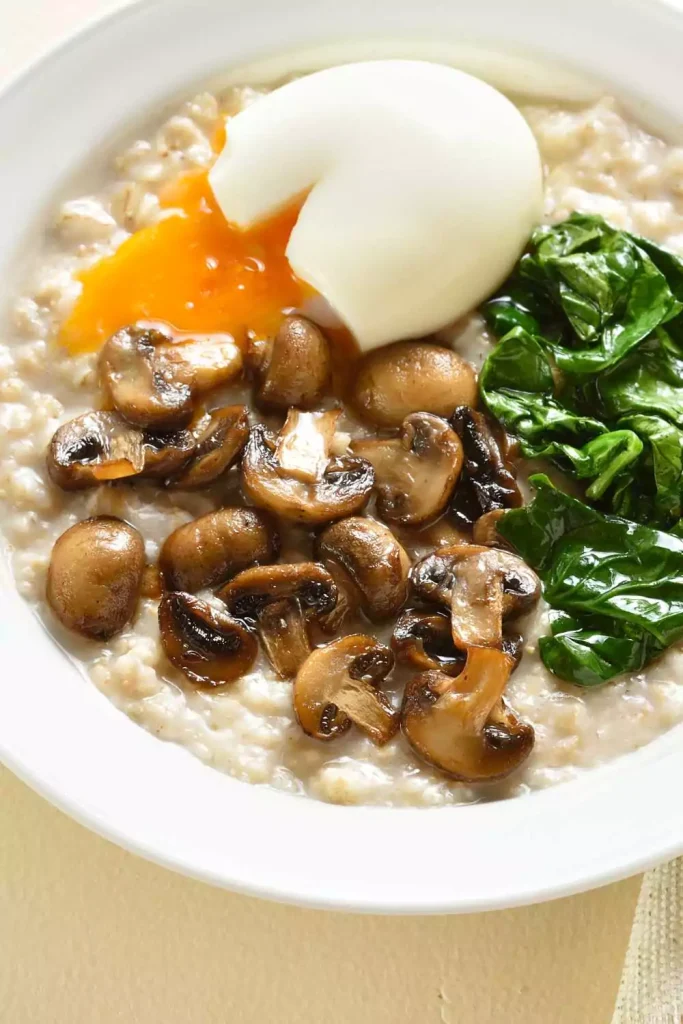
[5,65,683,807]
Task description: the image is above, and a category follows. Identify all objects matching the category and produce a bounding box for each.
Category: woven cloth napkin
[611,858,683,1023]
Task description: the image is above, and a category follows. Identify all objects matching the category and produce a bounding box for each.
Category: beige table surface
[0,3,649,1022]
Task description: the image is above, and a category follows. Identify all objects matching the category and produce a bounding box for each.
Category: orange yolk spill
[58,168,308,354]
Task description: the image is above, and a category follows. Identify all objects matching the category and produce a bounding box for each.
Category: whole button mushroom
[158,591,258,686]
[317,516,410,622]
[401,647,534,782]
[352,412,463,526]
[411,543,540,652]
[250,315,331,410]
[294,634,398,745]
[218,562,338,679]
[241,409,374,526]
[352,341,477,428]
[159,507,279,593]
[47,516,145,639]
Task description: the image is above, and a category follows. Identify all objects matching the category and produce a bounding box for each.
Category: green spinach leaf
[498,475,683,685]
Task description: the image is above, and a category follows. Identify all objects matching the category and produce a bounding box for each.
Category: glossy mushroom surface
[159,507,279,593]
[449,406,522,530]
[241,410,374,525]
[294,634,398,744]
[251,315,331,410]
[317,516,410,622]
[47,516,145,639]
[170,405,249,489]
[351,413,463,526]
[218,562,337,678]
[352,341,477,427]
[159,591,258,686]
[401,647,534,781]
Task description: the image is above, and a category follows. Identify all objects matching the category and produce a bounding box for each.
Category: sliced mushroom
[317,559,360,635]
[47,412,196,490]
[401,647,534,782]
[138,428,196,478]
[170,405,249,489]
[250,315,331,410]
[351,413,463,525]
[47,516,145,639]
[411,543,541,651]
[392,609,465,675]
[294,634,398,745]
[317,517,410,622]
[160,507,279,593]
[352,341,477,428]
[48,412,146,490]
[241,410,374,525]
[472,509,509,548]
[100,325,242,430]
[449,407,522,530]
[218,562,337,678]
[158,591,258,686]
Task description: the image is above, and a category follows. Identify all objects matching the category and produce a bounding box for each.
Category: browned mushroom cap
[47,412,146,490]
[449,407,522,530]
[392,609,465,675]
[411,544,541,651]
[47,412,196,490]
[218,562,337,678]
[159,507,279,593]
[241,410,374,525]
[472,509,509,548]
[294,634,398,745]
[352,341,477,428]
[317,559,360,635]
[401,647,534,782]
[46,516,145,639]
[158,592,258,686]
[351,413,463,526]
[100,325,242,430]
[250,315,331,410]
[317,517,410,622]
[170,405,249,489]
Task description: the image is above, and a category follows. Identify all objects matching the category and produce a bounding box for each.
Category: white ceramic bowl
[2,0,683,914]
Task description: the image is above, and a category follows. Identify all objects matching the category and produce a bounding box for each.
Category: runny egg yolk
[58,169,308,354]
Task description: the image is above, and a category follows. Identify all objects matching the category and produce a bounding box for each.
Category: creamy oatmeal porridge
[4,69,683,807]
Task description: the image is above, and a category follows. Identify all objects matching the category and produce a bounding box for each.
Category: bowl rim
[2,0,683,914]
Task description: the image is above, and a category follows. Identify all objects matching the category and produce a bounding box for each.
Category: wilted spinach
[497,475,683,686]
[480,214,683,528]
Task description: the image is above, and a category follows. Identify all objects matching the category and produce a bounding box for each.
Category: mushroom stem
[435,647,514,731]
[257,599,312,679]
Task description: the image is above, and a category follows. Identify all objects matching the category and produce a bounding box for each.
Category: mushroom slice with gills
[47,516,145,640]
[250,315,331,411]
[160,507,279,593]
[317,516,410,622]
[48,411,147,490]
[100,325,242,431]
[351,413,463,526]
[392,609,465,676]
[158,592,258,686]
[411,544,541,651]
[218,562,337,678]
[170,405,249,489]
[352,341,478,428]
[294,634,398,745]
[472,509,510,548]
[449,407,522,530]
[317,559,360,636]
[401,647,534,782]
[241,409,374,526]
[139,427,196,478]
